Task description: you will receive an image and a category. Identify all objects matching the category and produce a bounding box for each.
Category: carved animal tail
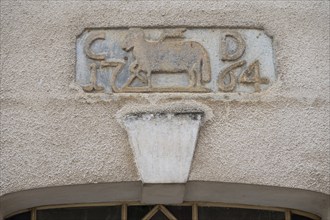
[201,53,211,83]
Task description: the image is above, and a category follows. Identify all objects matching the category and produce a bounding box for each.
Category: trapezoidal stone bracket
[117,102,213,204]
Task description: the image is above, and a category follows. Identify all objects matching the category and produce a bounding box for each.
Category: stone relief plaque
[76,28,276,93]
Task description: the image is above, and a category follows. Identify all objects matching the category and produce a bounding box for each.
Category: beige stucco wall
[1,0,329,217]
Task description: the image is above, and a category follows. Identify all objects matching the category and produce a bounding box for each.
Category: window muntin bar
[4,202,321,220]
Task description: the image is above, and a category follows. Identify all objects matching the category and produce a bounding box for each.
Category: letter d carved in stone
[221,31,246,61]
[76,28,276,94]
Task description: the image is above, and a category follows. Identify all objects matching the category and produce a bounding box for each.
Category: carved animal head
[122,28,145,52]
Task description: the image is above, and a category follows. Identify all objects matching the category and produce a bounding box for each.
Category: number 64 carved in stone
[76,28,276,94]
[218,60,270,93]
[218,31,270,93]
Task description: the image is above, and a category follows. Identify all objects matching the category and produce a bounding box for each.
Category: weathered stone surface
[76,28,275,93]
[1,1,329,219]
[123,112,202,183]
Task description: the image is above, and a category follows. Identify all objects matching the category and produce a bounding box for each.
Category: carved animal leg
[147,71,152,88]
[129,61,137,72]
[188,69,196,87]
[121,62,136,88]
[195,68,201,87]
[136,71,148,84]
[189,63,199,87]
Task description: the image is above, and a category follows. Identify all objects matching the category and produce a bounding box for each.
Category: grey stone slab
[76,28,276,94]
[123,112,202,184]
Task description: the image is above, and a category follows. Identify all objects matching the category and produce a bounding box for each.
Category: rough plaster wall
[0,1,329,196]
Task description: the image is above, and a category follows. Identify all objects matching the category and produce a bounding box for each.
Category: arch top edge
[1,181,329,220]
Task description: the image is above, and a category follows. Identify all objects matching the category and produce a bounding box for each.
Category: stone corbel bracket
[117,102,213,204]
